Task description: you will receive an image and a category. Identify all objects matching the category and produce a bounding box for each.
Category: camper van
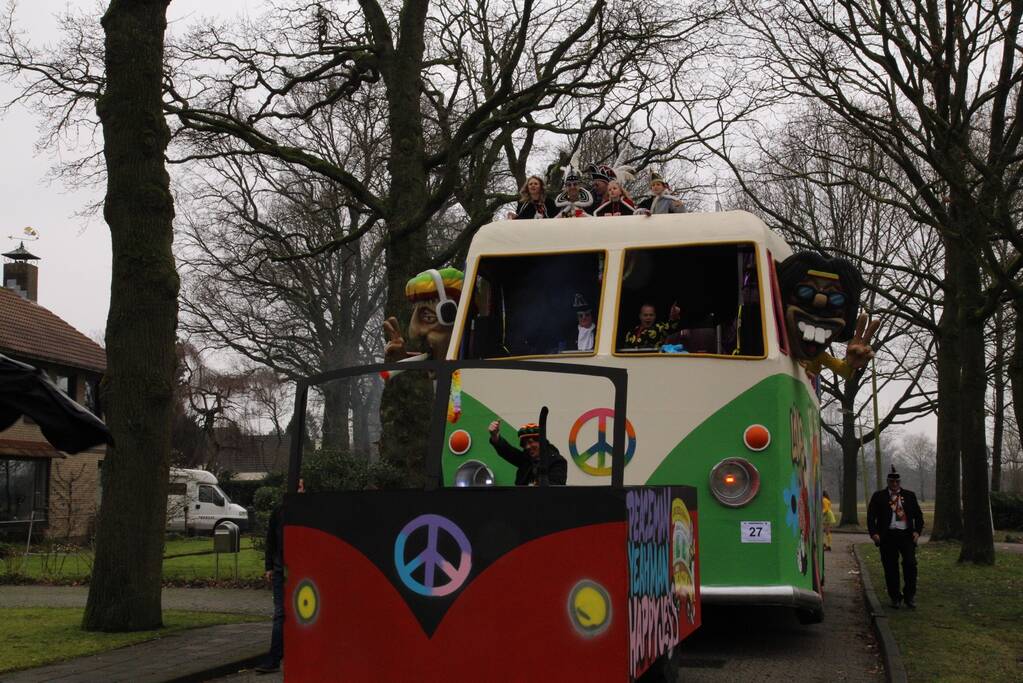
[166,468,249,534]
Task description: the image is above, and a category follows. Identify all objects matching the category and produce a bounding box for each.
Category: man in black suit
[867,466,925,608]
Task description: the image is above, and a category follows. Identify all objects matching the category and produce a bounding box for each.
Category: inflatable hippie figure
[383,267,464,364]
[776,252,879,379]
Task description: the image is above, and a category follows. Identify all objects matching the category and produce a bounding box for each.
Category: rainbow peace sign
[568,408,637,476]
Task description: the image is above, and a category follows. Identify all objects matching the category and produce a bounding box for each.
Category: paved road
[679,532,883,682]
[207,534,882,682]
[0,585,271,616]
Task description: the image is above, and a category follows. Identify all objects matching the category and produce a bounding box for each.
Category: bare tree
[895,434,937,503]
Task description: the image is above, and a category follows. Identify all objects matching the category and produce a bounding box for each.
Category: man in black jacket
[488,420,568,486]
[867,466,924,609]
[256,478,304,674]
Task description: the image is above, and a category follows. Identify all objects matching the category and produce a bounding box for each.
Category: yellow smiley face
[294,580,319,624]
[569,581,610,636]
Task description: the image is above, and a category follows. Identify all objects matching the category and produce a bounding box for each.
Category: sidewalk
[0,585,271,616]
[1,622,270,683]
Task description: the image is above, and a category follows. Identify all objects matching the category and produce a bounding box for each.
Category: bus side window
[768,252,789,355]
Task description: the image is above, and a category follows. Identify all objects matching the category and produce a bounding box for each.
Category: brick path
[1,622,270,683]
[678,532,884,682]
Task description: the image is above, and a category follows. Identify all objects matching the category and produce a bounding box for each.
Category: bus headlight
[454,460,495,487]
[709,458,760,507]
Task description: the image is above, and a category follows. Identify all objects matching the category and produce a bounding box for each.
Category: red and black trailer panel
[283,485,699,682]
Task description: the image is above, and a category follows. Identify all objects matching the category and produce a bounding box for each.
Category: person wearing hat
[555,165,594,217]
[867,465,924,609]
[586,163,616,207]
[636,171,686,215]
[570,293,596,352]
[487,419,568,486]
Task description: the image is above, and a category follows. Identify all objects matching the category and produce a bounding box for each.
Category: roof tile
[0,287,106,373]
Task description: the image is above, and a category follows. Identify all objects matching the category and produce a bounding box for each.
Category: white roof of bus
[467,210,793,259]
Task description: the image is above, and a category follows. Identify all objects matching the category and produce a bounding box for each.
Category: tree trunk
[955,234,994,565]
[991,306,1005,493]
[1010,301,1023,458]
[84,0,177,632]
[320,380,352,454]
[931,244,963,541]
[839,381,861,526]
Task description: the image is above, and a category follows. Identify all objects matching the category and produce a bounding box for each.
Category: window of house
[614,243,765,357]
[84,377,102,417]
[459,251,605,359]
[49,370,76,399]
[0,458,49,523]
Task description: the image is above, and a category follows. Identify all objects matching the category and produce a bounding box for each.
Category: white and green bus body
[440,211,825,617]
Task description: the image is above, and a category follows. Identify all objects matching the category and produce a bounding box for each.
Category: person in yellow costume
[822,490,837,551]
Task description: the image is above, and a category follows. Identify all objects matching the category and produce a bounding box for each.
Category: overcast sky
[2,1,937,444]
[1,0,256,340]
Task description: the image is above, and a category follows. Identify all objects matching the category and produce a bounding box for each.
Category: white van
[166,468,250,534]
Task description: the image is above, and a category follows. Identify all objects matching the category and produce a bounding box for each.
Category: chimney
[2,242,40,302]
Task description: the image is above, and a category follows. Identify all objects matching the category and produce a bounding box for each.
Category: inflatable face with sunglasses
[383,268,464,363]
[777,252,879,379]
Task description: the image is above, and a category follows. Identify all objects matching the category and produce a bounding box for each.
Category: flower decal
[782,473,800,535]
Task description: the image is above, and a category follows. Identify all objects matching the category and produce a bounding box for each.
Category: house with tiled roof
[1,243,106,540]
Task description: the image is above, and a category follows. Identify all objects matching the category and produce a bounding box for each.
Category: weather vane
[7,226,40,242]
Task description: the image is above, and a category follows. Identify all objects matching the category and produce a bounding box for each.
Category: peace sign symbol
[394,514,472,597]
[568,407,637,476]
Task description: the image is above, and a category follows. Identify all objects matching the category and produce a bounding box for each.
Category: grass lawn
[2,536,264,582]
[0,607,263,673]
[858,540,1023,682]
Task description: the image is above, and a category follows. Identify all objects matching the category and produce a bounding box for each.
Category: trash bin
[214,521,240,553]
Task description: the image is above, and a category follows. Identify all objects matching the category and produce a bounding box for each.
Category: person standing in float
[593,180,636,216]
[507,175,557,219]
[636,171,686,215]
[867,466,924,609]
[555,162,594,218]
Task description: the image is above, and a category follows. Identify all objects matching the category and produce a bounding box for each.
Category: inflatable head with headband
[777,251,862,362]
[404,267,464,359]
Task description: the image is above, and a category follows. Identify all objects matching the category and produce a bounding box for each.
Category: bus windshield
[459,251,605,359]
[614,242,765,357]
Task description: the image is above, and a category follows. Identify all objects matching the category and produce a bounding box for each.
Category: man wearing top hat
[867,465,925,608]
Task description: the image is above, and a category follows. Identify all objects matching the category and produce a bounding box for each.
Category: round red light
[744,424,771,451]
[448,429,471,455]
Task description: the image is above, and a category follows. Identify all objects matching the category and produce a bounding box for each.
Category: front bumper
[700,585,822,612]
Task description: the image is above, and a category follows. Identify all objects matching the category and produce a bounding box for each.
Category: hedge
[991,492,1023,530]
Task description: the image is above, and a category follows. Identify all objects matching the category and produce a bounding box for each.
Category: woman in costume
[593,180,636,216]
[507,175,557,219]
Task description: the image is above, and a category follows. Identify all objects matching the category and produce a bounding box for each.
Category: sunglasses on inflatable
[795,285,846,308]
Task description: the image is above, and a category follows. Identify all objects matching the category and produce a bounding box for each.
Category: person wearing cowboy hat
[635,171,686,215]
[487,419,568,485]
[867,465,925,609]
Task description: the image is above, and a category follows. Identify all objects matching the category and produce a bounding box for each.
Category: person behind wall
[867,466,924,609]
[587,163,614,207]
[593,180,636,216]
[635,171,686,215]
[822,490,836,551]
[507,175,558,219]
[487,420,568,485]
[572,293,596,352]
[256,478,305,674]
[555,161,594,218]
[622,302,681,350]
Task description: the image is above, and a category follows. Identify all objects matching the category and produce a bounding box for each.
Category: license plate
[741,521,772,543]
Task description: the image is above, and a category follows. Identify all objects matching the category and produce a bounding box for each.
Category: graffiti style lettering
[626,488,679,680]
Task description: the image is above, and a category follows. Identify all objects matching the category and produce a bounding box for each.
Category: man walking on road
[867,466,924,609]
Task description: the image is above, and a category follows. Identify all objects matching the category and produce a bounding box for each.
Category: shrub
[991,492,1023,530]
[220,479,263,508]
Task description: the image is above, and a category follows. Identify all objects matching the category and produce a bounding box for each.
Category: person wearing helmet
[487,420,568,485]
